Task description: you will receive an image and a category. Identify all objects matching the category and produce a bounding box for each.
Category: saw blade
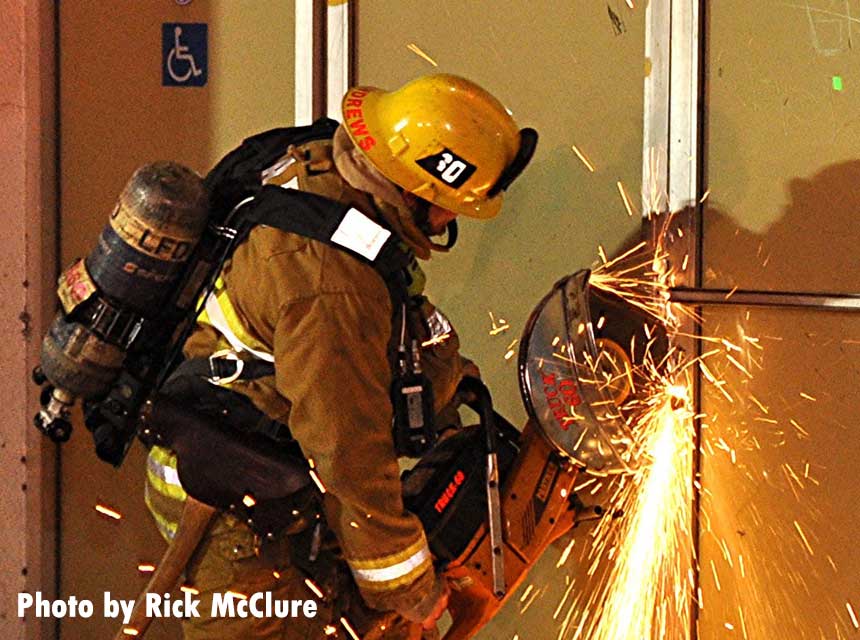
[517,270,667,475]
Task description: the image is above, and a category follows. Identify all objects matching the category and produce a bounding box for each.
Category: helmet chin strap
[412,201,458,252]
[429,220,458,252]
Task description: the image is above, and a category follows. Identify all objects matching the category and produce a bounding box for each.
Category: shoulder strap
[240,186,414,304]
[204,118,340,223]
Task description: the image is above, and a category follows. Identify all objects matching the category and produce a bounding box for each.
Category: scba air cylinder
[39,162,209,400]
[86,161,210,313]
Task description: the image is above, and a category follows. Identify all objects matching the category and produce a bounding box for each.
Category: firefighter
[143,73,535,639]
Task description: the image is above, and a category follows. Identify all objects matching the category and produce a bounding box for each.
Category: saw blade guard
[518,269,660,475]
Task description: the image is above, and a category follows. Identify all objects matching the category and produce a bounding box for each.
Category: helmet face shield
[341,74,531,219]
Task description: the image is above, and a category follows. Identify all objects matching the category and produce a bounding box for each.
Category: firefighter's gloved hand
[400,575,450,629]
[421,578,450,631]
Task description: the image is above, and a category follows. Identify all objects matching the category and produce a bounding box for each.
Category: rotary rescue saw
[398,269,668,640]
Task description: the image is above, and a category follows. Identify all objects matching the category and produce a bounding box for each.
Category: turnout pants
[180,515,418,640]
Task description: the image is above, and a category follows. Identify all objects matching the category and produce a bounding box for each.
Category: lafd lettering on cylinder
[137,228,194,261]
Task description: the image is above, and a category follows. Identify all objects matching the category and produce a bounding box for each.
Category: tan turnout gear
[145,131,465,638]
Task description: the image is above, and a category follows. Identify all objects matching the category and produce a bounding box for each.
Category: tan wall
[58,3,294,638]
[0,1,58,638]
[704,0,860,294]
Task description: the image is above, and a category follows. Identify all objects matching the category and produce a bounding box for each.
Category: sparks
[590,398,694,640]
[571,143,596,172]
[556,235,847,639]
[793,520,814,556]
[557,538,576,568]
[309,469,327,494]
[137,564,156,573]
[557,239,700,639]
[406,43,438,67]
[422,332,451,347]
[616,181,637,217]
[846,602,859,629]
[598,245,609,264]
[340,616,361,640]
[520,584,535,603]
[304,578,325,599]
[95,504,122,520]
[489,311,511,336]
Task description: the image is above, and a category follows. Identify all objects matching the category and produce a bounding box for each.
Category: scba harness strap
[204,117,340,222]
[183,123,436,454]
[146,120,441,542]
[191,186,418,384]
[184,117,421,385]
[243,186,415,301]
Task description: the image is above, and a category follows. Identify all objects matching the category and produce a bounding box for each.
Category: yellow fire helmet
[341,74,538,219]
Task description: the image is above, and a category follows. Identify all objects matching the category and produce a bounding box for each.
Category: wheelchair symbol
[167,26,203,83]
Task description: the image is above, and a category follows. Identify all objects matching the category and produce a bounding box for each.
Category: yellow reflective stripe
[146,458,188,502]
[352,553,432,593]
[144,484,179,541]
[145,446,185,540]
[197,305,213,329]
[201,277,274,362]
[149,444,178,467]
[348,536,432,592]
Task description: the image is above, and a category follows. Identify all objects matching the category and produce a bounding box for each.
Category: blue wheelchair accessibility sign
[162,23,207,87]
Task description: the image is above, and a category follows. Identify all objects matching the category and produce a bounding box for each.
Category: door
[697,2,860,638]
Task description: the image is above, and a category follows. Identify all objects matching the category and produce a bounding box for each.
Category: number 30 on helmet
[341,73,538,219]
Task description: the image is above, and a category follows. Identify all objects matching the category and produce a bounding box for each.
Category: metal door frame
[294,0,355,124]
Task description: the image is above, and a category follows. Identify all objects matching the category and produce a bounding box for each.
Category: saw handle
[453,376,507,598]
[455,377,496,451]
[455,377,521,446]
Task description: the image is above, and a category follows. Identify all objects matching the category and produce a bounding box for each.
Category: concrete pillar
[0,1,58,639]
